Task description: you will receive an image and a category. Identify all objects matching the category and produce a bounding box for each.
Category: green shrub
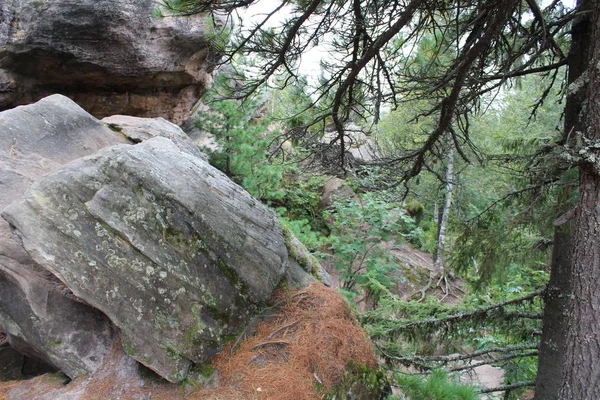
[394,370,478,400]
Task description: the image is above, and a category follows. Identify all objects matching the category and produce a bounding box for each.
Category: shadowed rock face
[0,0,223,122]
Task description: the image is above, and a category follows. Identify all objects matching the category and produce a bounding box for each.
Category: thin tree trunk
[558,0,600,397]
[434,134,454,272]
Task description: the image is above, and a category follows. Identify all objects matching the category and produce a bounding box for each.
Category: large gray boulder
[0,94,127,378]
[2,137,291,382]
[0,0,223,122]
[1,94,322,383]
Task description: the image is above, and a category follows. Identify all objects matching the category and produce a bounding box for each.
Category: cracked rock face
[0,0,223,122]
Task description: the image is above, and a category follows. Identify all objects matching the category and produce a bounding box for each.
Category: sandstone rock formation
[179,101,221,152]
[3,136,291,381]
[321,177,358,209]
[101,114,208,160]
[0,0,223,122]
[0,95,127,378]
[0,95,325,383]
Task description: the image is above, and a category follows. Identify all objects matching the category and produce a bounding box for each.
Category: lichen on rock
[2,136,292,382]
[0,95,324,384]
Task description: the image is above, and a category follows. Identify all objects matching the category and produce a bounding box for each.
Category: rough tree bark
[534,0,592,396]
[557,0,600,397]
[534,228,573,399]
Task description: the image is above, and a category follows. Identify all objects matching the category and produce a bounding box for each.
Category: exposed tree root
[414,270,454,302]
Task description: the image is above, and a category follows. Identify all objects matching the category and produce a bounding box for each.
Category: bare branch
[448,351,539,372]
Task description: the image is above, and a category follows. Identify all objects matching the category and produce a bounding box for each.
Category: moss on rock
[282,225,332,286]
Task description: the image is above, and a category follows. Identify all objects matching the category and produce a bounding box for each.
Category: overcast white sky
[240,0,577,80]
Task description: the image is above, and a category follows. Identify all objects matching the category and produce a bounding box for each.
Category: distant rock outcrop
[0,0,223,122]
[0,95,327,383]
[321,177,357,208]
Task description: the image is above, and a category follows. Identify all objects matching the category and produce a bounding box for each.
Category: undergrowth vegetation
[194,71,562,399]
[395,370,479,400]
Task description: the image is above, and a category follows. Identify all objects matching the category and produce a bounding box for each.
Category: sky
[240,0,577,82]
[240,1,324,77]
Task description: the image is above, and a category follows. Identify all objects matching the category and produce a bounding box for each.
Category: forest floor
[0,283,377,400]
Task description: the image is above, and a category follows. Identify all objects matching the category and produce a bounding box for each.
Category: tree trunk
[558,0,600,397]
[534,227,573,399]
[559,171,600,399]
[434,134,454,272]
[535,0,592,395]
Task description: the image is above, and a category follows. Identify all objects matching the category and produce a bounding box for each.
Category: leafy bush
[277,213,324,252]
[273,173,328,234]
